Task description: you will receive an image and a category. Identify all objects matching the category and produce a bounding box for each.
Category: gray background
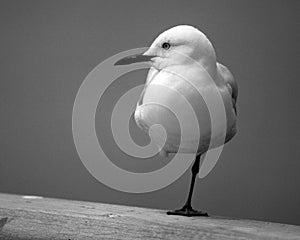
[0,0,299,225]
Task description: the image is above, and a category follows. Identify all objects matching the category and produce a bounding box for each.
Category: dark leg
[167,155,208,217]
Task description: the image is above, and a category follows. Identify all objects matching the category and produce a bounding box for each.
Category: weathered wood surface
[0,193,299,240]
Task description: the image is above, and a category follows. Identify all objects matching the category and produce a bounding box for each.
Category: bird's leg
[167,155,208,217]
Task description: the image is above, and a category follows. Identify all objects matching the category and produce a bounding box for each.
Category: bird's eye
[162,42,171,50]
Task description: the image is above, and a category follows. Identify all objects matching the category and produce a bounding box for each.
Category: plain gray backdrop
[0,0,299,225]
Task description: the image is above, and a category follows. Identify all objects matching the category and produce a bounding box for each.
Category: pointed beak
[114,54,155,66]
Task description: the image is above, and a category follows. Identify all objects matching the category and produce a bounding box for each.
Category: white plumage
[133,25,237,157]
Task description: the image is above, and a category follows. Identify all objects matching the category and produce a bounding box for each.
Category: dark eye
[162,42,171,50]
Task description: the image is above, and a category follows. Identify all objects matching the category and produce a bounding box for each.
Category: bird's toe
[167,206,208,217]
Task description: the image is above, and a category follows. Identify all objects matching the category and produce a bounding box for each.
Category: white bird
[115,25,238,216]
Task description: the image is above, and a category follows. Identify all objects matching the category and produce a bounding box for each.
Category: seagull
[115,25,238,217]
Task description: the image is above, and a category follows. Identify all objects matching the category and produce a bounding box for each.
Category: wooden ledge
[0,193,299,239]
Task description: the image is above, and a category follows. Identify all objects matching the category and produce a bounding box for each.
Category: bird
[114,25,238,217]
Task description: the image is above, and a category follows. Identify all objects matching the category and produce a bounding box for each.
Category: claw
[167,205,208,217]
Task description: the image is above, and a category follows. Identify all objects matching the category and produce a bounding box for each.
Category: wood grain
[0,193,299,240]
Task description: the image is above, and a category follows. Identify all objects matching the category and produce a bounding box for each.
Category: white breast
[134,65,236,156]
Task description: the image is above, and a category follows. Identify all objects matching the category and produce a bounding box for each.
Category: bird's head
[115,25,216,70]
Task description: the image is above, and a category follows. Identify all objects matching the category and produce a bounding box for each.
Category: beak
[114,53,155,65]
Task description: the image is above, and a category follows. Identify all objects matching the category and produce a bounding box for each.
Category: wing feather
[217,63,238,114]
